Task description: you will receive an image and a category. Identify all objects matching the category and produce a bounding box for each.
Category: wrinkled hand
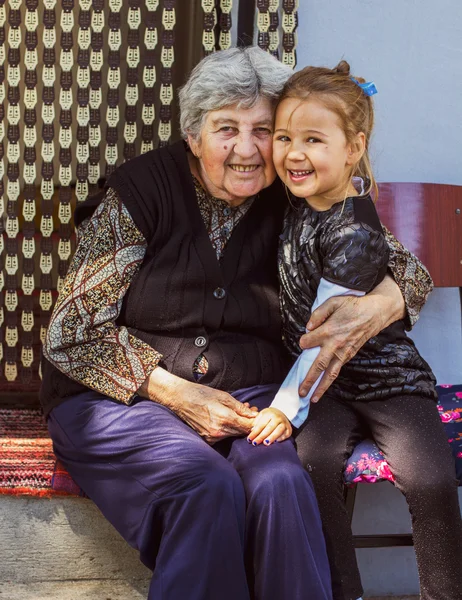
[247,407,292,446]
[139,367,257,444]
[299,294,389,401]
[174,381,259,443]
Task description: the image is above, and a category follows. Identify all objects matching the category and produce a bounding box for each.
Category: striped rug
[0,409,84,497]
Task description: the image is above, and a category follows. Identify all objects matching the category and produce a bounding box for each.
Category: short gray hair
[179,47,292,140]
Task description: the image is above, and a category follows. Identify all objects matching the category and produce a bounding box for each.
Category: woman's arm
[383,226,433,329]
[44,187,162,403]
[138,367,256,443]
[45,187,256,440]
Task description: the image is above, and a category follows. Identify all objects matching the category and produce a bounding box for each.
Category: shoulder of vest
[108,140,187,188]
[104,140,188,240]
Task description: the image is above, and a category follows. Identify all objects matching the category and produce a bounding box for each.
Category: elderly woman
[40,48,432,600]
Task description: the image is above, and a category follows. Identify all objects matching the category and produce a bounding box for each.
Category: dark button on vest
[213,287,226,299]
[194,336,207,348]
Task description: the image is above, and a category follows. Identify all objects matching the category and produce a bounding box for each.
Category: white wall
[296,1,462,595]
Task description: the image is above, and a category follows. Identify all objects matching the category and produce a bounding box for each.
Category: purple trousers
[48,384,332,600]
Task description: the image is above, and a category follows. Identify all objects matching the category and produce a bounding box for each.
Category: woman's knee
[246,456,310,504]
[194,454,246,505]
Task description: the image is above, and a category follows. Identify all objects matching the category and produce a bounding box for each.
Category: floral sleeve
[383,226,434,330]
[43,187,162,403]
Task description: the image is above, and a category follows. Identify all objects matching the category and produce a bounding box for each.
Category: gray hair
[179,47,292,140]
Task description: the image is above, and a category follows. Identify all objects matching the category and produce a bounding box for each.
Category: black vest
[40,141,289,415]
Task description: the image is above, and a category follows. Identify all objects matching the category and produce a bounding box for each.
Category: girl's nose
[286,146,306,161]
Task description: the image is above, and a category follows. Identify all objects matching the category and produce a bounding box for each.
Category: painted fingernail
[252,441,257,446]
[264,439,270,445]
[247,437,252,443]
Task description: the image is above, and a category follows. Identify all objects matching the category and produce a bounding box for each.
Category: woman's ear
[187,134,201,159]
[346,132,366,166]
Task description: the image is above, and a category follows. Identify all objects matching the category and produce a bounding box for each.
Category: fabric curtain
[0,0,298,402]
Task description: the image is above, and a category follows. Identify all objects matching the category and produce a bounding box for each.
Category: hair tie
[351,77,377,97]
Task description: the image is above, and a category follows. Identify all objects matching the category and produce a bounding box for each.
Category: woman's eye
[219,126,235,133]
[254,128,272,135]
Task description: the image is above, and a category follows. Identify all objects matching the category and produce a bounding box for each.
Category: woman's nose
[233,132,258,158]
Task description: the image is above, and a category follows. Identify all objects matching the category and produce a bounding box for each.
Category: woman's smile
[228,164,262,173]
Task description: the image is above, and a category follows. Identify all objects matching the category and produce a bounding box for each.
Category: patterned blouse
[44,179,433,404]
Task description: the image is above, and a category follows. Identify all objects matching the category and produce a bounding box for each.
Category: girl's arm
[274,218,390,427]
[297,229,433,400]
[271,279,365,427]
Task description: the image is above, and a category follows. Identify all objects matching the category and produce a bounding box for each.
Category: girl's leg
[222,385,333,600]
[48,391,250,600]
[361,395,462,600]
[295,396,365,600]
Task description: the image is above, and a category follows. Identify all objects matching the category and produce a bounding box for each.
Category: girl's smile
[273,97,364,211]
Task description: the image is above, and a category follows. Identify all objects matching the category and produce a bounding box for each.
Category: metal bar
[237,0,256,46]
[344,485,358,525]
[354,534,414,548]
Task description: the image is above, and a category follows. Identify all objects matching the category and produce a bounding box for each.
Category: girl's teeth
[290,170,313,176]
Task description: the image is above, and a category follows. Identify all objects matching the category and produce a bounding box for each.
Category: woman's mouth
[229,164,260,173]
[288,169,314,182]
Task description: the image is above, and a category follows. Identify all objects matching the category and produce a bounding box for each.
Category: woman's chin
[225,178,266,201]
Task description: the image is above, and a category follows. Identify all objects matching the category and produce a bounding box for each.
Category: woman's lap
[48,383,320,523]
[48,389,247,545]
[48,384,332,599]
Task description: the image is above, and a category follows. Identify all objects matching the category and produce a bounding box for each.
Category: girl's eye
[275,135,290,142]
[307,137,321,143]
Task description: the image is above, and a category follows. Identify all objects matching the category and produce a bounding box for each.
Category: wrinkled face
[273,97,363,210]
[188,98,277,206]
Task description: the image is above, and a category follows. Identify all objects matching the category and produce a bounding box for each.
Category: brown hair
[277,60,378,200]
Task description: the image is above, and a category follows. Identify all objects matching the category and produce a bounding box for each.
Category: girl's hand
[247,407,292,446]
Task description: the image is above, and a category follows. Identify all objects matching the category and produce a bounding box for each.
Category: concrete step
[0,495,424,599]
[0,581,419,600]
[0,496,151,585]
[0,580,150,600]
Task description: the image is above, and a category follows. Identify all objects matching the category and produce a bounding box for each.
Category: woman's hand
[138,367,257,443]
[247,407,292,446]
[298,275,405,401]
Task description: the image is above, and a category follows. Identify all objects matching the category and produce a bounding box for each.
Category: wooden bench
[344,181,462,548]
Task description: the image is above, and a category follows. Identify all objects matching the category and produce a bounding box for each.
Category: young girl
[248,61,462,600]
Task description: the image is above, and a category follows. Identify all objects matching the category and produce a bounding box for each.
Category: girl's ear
[187,134,201,159]
[347,132,366,166]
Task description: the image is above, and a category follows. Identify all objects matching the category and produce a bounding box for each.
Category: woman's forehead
[205,98,274,128]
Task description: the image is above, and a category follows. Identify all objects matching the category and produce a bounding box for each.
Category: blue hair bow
[351,77,377,97]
